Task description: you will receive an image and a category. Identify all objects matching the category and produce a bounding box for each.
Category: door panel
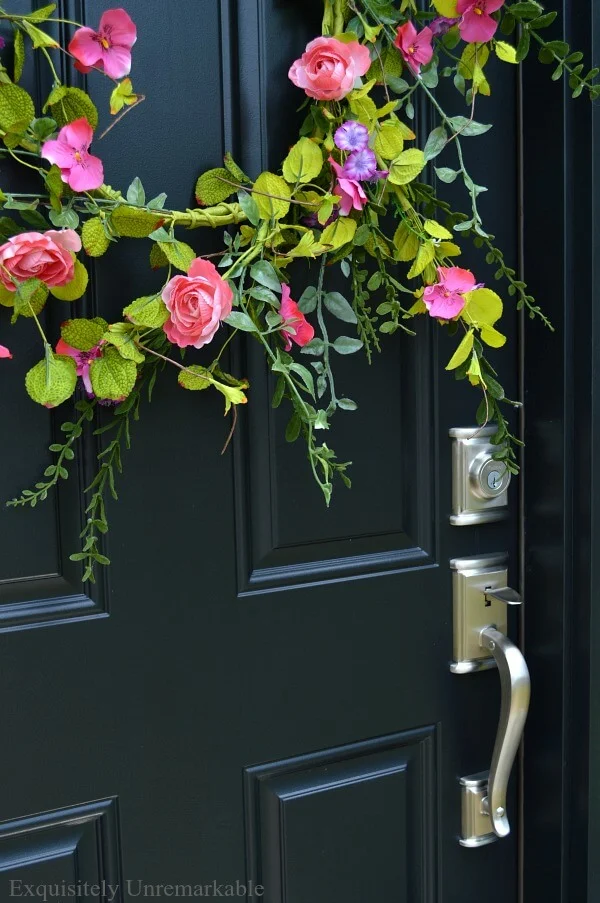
[0,1,521,900]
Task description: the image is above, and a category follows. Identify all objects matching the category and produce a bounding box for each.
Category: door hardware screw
[495,807,505,817]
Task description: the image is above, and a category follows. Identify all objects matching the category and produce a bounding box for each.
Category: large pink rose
[162,258,233,349]
[288,36,371,101]
[0,229,81,291]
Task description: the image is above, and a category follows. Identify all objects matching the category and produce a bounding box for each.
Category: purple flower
[342,148,388,182]
[0,37,5,50]
[334,120,369,152]
[302,207,340,228]
[429,16,460,37]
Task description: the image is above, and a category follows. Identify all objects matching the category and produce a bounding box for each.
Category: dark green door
[0,1,522,900]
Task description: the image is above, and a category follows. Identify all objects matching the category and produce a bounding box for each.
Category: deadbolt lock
[449,426,511,525]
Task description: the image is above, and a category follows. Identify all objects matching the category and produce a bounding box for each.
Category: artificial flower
[429,16,460,36]
[343,148,387,181]
[56,337,103,396]
[423,266,478,319]
[394,21,434,74]
[329,156,367,215]
[68,7,137,79]
[457,0,504,43]
[0,343,12,358]
[334,120,370,153]
[41,118,104,192]
[280,284,315,351]
[0,229,81,290]
[288,36,371,101]
[162,258,233,349]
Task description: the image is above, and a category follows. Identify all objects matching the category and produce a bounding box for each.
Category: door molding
[522,0,600,899]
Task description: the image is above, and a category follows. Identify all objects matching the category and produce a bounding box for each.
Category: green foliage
[90,346,137,400]
[82,216,110,257]
[49,260,88,301]
[111,205,163,237]
[282,138,323,184]
[25,350,77,408]
[48,86,99,128]
[0,83,35,135]
[61,317,107,351]
[123,294,169,328]
[195,168,235,206]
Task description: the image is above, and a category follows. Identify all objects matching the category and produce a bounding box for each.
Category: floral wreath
[0,0,594,581]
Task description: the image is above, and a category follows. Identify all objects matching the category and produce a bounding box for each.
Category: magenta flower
[0,342,11,359]
[394,21,434,74]
[68,8,137,79]
[430,16,460,37]
[42,118,104,192]
[328,156,367,216]
[457,0,504,43]
[280,284,315,351]
[56,337,103,396]
[423,266,478,320]
[343,148,387,182]
[334,120,370,153]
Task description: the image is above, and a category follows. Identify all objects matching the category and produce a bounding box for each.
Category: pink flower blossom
[0,343,12,359]
[423,266,477,320]
[56,337,103,396]
[68,8,137,79]
[288,36,371,101]
[162,258,233,350]
[41,118,104,192]
[280,284,315,351]
[0,229,81,290]
[328,156,367,216]
[457,0,504,43]
[394,21,434,74]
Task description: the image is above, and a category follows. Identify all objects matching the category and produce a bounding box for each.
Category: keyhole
[484,585,492,607]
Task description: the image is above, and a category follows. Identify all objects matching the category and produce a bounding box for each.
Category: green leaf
[224,311,257,332]
[423,126,447,162]
[250,260,281,292]
[387,148,426,185]
[407,242,435,278]
[321,216,357,250]
[61,317,107,351]
[49,260,88,301]
[237,190,260,226]
[223,152,250,183]
[25,4,57,22]
[337,397,358,411]
[435,166,459,184]
[158,239,196,272]
[21,20,59,48]
[393,222,419,261]
[177,364,248,413]
[12,278,48,318]
[480,323,507,348]
[195,168,235,206]
[13,29,25,82]
[25,351,77,408]
[324,291,357,324]
[123,294,169,329]
[90,346,137,401]
[300,338,325,356]
[424,219,453,240]
[126,176,145,206]
[49,86,98,129]
[298,286,318,313]
[495,40,517,63]
[289,362,315,397]
[373,118,405,160]
[462,287,503,327]
[252,171,290,221]
[0,83,35,132]
[282,137,323,184]
[447,116,492,136]
[446,329,474,370]
[81,216,110,257]
[285,412,301,442]
[103,323,145,363]
[332,335,363,355]
[111,205,162,237]
[516,29,531,62]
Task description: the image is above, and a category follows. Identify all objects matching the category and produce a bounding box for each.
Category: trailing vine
[0,0,593,580]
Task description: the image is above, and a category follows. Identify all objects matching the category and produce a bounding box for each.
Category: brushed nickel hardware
[452,554,531,846]
[449,426,511,525]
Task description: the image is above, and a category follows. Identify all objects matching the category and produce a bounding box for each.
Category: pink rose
[162,258,233,349]
[0,229,82,291]
[288,36,371,101]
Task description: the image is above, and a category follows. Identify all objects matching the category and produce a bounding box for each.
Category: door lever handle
[479,625,530,838]
[450,556,531,847]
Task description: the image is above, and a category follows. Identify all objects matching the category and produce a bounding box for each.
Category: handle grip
[479,626,531,838]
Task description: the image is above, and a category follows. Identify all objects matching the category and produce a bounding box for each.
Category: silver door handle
[479,626,531,838]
